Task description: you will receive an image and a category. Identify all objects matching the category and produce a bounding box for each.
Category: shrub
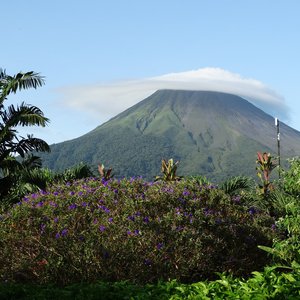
[0,177,276,285]
[281,158,300,198]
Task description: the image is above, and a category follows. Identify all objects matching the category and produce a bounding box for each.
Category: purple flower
[183,190,190,196]
[248,207,256,215]
[134,229,140,235]
[101,206,110,213]
[40,224,46,234]
[204,208,214,216]
[144,259,152,266]
[54,217,59,223]
[157,243,163,250]
[143,217,149,224]
[232,195,241,203]
[61,228,68,237]
[36,202,44,208]
[68,203,77,210]
[55,233,60,239]
[128,215,135,221]
[108,217,113,223]
[102,179,109,186]
[176,226,184,231]
[69,191,75,196]
[99,225,106,232]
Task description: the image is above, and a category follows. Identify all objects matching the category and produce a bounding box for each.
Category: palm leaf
[0,69,45,104]
[1,102,49,128]
[220,176,253,196]
[14,135,50,157]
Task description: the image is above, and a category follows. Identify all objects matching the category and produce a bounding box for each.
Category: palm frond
[20,154,42,169]
[220,176,253,196]
[15,135,50,157]
[0,70,45,103]
[1,103,49,128]
[0,155,22,176]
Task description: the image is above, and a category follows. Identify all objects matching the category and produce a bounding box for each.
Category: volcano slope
[41,90,300,182]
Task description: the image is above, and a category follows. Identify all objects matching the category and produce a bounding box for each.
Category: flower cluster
[0,177,276,285]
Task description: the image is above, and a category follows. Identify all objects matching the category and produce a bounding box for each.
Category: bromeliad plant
[98,163,114,181]
[256,152,277,198]
[155,158,182,182]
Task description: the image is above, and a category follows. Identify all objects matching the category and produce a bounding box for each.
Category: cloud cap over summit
[58,68,288,123]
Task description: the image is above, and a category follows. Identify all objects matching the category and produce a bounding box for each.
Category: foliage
[55,162,94,183]
[256,152,277,198]
[258,200,300,268]
[220,176,253,196]
[0,178,275,285]
[1,267,300,299]
[0,155,47,204]
[281,157,300,198]
[98,163,114,180]
[0,68,50,200]
[155,158,182,182]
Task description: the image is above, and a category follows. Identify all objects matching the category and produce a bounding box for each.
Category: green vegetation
[155,158,183,182]
[1,156,300,298]
[0,69,50,202]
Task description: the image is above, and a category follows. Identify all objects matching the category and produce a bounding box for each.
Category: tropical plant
[281,157,300,198]
[98,163,114,180]
[1,154,48,204]
[0,69,50,200]
[220,175,253,196]
[55,163,94,182]
[256,152,277,198]
[155,158,182,182]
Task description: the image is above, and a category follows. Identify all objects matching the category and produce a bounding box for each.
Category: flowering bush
[0,177,276,285]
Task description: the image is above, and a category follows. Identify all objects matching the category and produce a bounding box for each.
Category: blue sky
[2,0,300,144]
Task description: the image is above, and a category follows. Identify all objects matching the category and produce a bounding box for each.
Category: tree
[0,69,50,200]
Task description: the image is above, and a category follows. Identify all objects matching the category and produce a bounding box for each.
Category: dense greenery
[0,69,50,201]
[0,156,300,298]
[0,177,276,285]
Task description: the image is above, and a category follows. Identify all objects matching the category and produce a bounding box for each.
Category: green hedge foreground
[0,177,275,285]
[1,267,300,299]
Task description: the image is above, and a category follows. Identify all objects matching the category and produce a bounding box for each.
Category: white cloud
[57,68,289,124]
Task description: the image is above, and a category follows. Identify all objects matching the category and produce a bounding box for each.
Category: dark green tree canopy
[0,68,50,199]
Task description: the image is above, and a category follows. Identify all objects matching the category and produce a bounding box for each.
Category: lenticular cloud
[58,68,288,123]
